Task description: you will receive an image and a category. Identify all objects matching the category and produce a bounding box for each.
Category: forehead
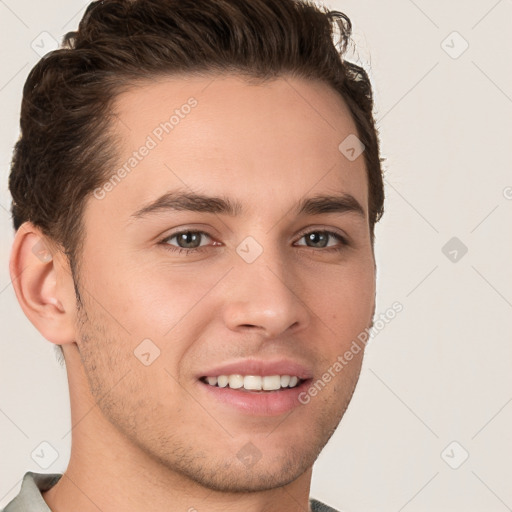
[94,74,368,220]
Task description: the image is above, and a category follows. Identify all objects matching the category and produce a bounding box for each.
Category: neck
[43,346,313,512]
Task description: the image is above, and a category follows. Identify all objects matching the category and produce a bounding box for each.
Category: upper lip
[198,359,313,380]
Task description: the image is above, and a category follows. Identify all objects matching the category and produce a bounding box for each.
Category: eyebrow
[130,190,366,220]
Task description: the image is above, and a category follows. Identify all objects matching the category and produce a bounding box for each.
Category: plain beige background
[1,1,511,510]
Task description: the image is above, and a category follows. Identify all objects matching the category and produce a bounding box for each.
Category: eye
[295,230,347,252]
[161,230,215,254]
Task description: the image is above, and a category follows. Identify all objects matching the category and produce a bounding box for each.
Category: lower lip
[197,379,311,416]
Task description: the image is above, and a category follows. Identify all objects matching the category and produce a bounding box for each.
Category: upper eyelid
[163,230,214,243]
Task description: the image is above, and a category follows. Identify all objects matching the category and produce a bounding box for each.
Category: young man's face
[72,74,375,491]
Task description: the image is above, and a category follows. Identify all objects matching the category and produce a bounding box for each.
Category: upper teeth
[205,375,300,391]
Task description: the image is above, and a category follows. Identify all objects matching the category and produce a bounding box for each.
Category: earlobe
[9,222,77,345]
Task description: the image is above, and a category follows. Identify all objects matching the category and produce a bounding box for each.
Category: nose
[221,247,311,339]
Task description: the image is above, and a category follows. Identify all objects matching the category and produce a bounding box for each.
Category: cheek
[81,247,215,336]
[307,259,375,324]
[305,265,375,368]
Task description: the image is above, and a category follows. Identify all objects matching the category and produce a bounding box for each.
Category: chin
[147,421,335,493]
[170,449,314,493]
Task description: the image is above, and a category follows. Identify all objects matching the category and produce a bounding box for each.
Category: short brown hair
[9,0,384,272]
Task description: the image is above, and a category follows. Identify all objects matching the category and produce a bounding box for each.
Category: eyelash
[160,229,348,256]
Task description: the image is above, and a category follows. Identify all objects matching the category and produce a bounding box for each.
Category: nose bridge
[222,236,310,337]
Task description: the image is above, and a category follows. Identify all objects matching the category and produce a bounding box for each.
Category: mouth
[196,361,313,416]
[200,374,304,392]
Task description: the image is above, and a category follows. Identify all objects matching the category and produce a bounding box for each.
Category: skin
[10,74,376,512]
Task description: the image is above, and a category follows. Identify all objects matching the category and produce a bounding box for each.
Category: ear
[9,222,77,345]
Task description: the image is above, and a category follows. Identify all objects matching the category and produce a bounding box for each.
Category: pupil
[179,232,200,248]
[307,232,327,248]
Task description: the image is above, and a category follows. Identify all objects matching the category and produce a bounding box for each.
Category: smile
[200,374,302,391]
[197,359,313,415]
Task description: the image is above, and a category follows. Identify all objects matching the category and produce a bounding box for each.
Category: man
[5,0,384,510]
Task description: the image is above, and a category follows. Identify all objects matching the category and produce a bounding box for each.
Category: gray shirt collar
[3,472,62,512]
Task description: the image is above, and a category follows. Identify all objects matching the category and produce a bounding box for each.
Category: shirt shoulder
[2,472,62,512]
[309,497,342,512]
